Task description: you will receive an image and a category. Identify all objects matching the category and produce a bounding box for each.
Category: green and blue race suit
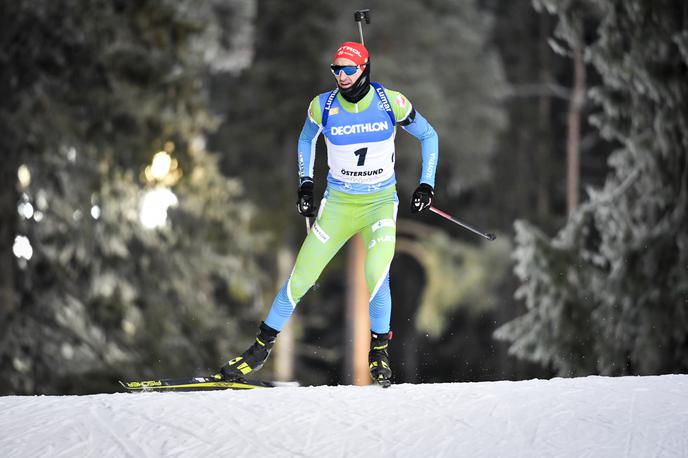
[265,82,439,333]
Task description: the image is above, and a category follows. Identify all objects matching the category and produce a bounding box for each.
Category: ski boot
[369,330,393,388]
[219,321,279,380]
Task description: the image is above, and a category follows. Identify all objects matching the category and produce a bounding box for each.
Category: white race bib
[325,135,396,185]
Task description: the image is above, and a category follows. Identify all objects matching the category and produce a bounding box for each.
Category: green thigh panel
[360,198,398,295]
[288,197,355,301]
[288,186,397,302]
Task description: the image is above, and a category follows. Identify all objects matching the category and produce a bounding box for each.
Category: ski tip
[119,380,135,391]
[118,380,163,391]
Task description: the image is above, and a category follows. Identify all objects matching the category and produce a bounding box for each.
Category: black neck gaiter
[339,59,371,103]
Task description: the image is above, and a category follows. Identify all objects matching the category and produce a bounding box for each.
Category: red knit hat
[333,42,369,66]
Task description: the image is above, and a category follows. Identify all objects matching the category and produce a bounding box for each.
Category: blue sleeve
[402,111,439,188]
[297,117,322,182]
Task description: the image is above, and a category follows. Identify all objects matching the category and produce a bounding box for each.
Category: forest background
[0,0,685,394]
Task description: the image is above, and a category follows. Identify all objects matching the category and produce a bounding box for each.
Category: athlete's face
[332,57,363,89]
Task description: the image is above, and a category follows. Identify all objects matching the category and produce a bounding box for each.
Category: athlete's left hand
[411,183,434,213]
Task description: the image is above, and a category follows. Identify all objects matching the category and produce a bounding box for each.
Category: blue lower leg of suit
[265,273,392,333]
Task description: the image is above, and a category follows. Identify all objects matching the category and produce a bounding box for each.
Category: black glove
[411,183,434,213]
[296,179,316,217]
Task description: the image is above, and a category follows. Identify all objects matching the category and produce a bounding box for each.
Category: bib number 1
[353,147,368,166]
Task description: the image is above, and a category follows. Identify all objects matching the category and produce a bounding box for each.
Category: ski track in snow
[1,375,687,457]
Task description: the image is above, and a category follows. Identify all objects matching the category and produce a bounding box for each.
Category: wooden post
[345,234,370,385]
[273,246,295,381]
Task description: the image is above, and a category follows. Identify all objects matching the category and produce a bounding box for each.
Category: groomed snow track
[1,375,687,457]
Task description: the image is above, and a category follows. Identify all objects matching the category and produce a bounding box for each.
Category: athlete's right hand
[296,179,317,217]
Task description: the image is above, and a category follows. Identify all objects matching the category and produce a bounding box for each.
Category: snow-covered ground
[1,375,687,457]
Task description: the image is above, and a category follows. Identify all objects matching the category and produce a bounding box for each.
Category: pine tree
[0,0,268,394]
[496,0,688,376]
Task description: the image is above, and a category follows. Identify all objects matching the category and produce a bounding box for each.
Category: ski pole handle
[429,206,497,241]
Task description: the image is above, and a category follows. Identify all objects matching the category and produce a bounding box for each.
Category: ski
[119,374,292,392]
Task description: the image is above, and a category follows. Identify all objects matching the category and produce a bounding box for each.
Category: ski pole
[304,217,320,291]
[429,206,497,241]
[354,9,371,45]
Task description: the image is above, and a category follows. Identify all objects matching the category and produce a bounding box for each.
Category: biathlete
[219,41,439,386]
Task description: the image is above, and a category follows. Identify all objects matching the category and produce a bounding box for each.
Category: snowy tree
[0,0,269,394]
[496,0,688,376]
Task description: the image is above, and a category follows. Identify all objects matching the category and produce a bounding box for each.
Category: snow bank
[1,375,687,457]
